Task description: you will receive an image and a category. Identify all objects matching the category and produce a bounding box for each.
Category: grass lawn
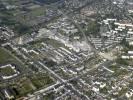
[0,47,24,73]
[16,79,34,96]
[30,73,54,89]
[30,7,46,17]
[0,66,16,76]
[0,48,14,64]
[11,73,55,98]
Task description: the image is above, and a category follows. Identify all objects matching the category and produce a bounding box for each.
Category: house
[128,51,133,55]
